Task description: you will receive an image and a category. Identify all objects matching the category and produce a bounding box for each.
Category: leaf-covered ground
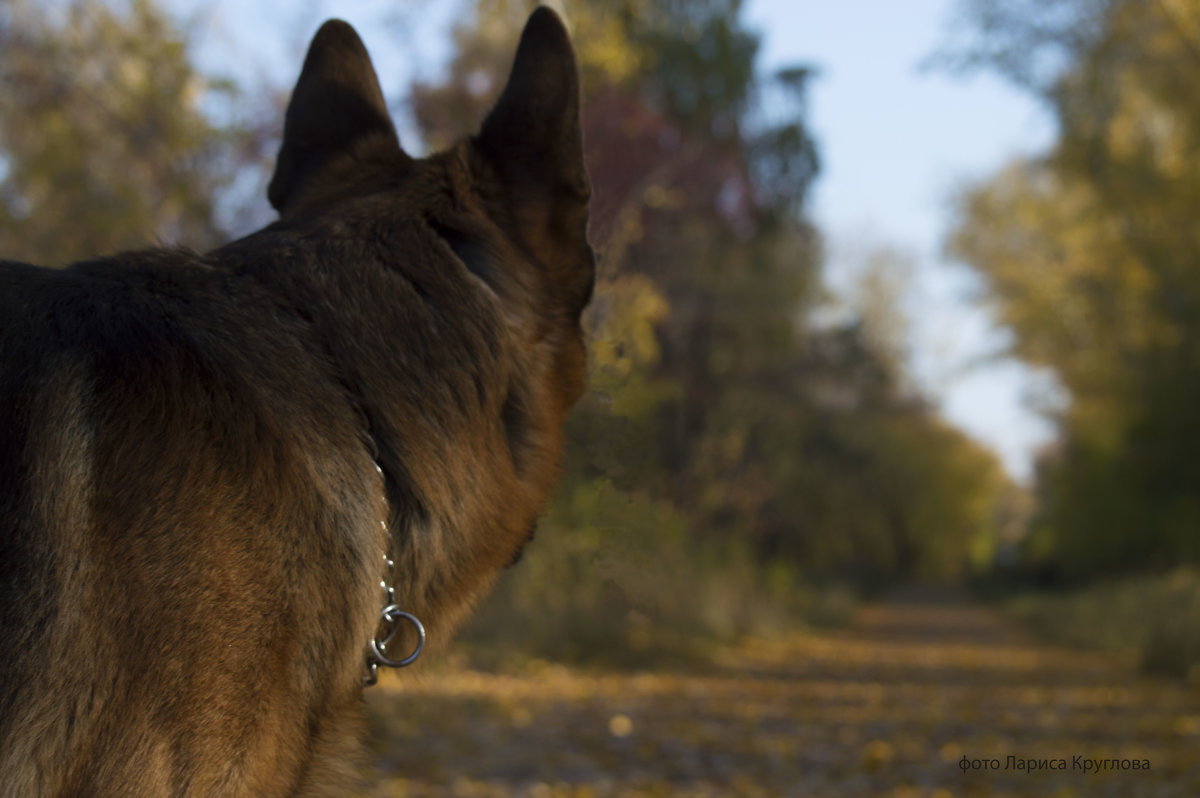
[363,590,1200,796]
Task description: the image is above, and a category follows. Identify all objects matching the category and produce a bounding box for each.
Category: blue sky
[180,0,1061,481]
[747,0,1060,481]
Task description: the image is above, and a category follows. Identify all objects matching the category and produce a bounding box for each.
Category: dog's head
[265,9,593,630]
[269,7,592,414]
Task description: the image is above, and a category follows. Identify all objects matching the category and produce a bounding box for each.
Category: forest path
[364,588,1200,797]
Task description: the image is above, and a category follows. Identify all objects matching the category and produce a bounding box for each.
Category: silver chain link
[362,455,426,687]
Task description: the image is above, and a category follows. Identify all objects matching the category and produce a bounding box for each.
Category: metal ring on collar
[370,606,426,668]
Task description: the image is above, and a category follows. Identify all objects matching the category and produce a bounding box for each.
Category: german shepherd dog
[0,7,592,796]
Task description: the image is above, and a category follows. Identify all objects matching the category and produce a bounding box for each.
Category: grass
[1003,567,1200,682]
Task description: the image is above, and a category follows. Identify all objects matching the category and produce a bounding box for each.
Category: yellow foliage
[565,3,644,84]
[951,162,1175,387]
[587,274,670,405]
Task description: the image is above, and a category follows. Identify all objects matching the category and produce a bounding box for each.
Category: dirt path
[363,591,1200,797]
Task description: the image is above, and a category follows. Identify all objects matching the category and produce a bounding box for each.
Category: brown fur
[0,8,592,796]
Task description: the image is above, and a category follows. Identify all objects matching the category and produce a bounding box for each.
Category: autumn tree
[411,0,1011,595]
[0,0,262,265]
[942,0,1200,577]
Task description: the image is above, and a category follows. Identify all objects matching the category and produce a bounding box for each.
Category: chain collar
[362,446,426,687]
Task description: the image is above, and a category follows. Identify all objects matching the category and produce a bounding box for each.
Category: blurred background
[3,0,1199,793]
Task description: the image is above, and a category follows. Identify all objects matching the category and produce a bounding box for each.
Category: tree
[942,0,1200,577]
[0,0,257,265]
[414,1,1012,590]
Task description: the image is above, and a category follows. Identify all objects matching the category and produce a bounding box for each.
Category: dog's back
[0,8,592,796]
[0,244,390,794]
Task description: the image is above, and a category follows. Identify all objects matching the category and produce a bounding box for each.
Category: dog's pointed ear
[478,7,588,202]
[476,8,592,308]
[269,20,401,213]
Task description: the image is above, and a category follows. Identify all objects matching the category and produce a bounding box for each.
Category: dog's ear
[476,7,592,312]
[269,20,402,213]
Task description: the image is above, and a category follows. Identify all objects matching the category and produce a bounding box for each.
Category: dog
[0,7,592,796]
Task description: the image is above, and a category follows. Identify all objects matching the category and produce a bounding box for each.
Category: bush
[452,478,849,670]
[1006,568,1200,681]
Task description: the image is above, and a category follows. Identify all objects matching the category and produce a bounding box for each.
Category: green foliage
[944,0,1200,580]
[0,0,252,264]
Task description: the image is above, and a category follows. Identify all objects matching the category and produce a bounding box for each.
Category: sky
[746,0,1060,482]
[180,0,1061,482]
